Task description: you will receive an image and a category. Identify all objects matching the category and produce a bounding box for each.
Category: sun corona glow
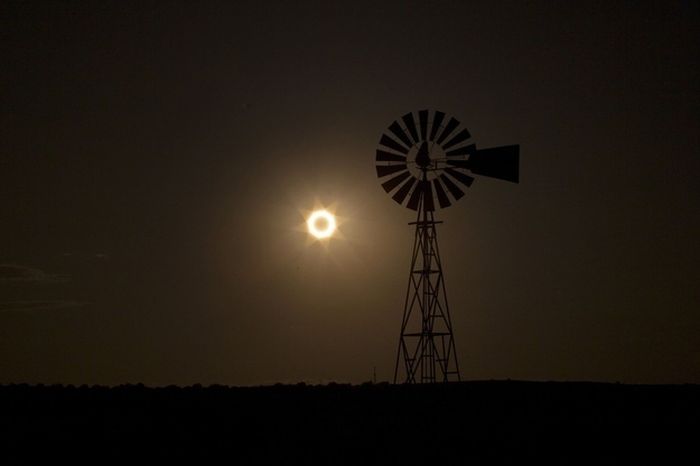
[307,210,336,239]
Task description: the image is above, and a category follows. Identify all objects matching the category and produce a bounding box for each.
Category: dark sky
[2,1,698,385]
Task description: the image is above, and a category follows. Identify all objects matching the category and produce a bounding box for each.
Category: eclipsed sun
[307,210,337,239]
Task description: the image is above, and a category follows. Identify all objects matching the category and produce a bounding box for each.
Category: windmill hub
[415,141,431,168]
[405,143,445,180]
[374,109,520,384]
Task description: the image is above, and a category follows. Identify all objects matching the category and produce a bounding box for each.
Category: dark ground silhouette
[1,381,697,462]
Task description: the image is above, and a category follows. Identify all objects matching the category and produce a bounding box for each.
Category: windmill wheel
[375,109,520,211]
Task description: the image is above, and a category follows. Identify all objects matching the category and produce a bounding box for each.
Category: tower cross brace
[393,171,460,384]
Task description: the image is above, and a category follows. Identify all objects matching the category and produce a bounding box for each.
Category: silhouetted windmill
[375,110,519,383]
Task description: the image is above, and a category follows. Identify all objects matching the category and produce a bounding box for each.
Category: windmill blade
[388,121,414,149]
[381,171,411,193]
[439,174,466,200]
[445,167,475,188]
[406,181,423,211]
[376,164,407,178]
[402,112,420,144]
[415,141,430,167]
[433,178,451,208]
[380,134,409,154]
[442,128,472,150]
[429,111,445,141]
[418,110,428,141]
[392,177,417,204]
[436,117,460,144]
[422,180,435,211]
[376,149,406,162]
[445,143,476,157]
[465,145,520,183]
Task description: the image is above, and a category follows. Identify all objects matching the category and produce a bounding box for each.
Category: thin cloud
[0,264,70,283]
[0,300,89,312]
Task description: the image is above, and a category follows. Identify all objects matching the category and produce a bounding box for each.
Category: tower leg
[393,197,460,384]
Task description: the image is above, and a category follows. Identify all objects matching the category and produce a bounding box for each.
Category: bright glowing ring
[307,210,336,239]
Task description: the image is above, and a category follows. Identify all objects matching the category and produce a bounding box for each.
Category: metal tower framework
[394,171,460,384]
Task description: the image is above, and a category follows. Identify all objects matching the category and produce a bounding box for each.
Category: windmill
[375,110,519,383]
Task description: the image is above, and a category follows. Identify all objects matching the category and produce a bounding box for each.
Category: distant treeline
[1,381,697,462]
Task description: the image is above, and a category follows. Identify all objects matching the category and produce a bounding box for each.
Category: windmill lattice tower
[375,110,519,383]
